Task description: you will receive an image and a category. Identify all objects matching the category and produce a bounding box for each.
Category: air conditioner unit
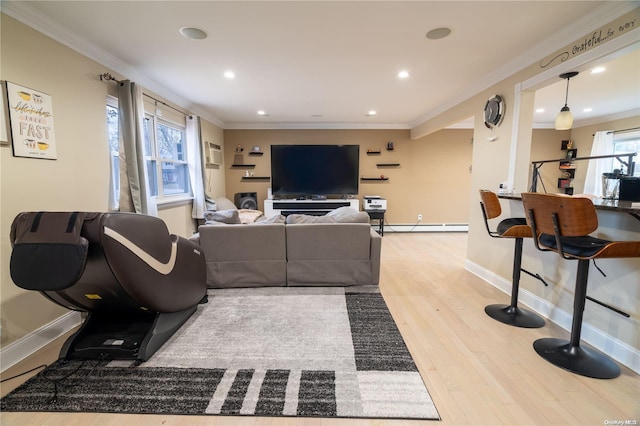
[206,142,223,166]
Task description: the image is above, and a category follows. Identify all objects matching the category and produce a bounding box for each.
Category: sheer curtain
[186,115,206,219]
[583,130,614,197]
[117,80,157,216]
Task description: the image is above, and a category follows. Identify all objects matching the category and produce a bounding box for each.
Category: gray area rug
[1,287,439,420]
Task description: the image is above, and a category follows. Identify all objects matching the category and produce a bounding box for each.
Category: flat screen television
[271,144,359,197]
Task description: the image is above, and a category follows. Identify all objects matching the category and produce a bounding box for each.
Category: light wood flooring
[1,232,638,425]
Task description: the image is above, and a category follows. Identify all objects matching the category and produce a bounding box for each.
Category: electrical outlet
[418,214,423,222]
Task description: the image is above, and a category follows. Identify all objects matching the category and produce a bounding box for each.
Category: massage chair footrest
[60,307,196,362]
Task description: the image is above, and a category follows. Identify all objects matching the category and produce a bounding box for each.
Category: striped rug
[1,287,439,420]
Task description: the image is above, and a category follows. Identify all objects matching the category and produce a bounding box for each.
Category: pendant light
[554,71,579,130]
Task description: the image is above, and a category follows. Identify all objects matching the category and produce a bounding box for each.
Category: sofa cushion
[286,223,373,286]
[198,223,286,288]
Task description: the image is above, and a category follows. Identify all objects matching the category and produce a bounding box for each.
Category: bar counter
[498,193,640,221]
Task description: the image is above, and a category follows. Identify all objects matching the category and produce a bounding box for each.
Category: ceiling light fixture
[257,110,267,116]
[366,110,377,116]
[398,70,410,79]
[591,66,606,74]
[554,71,579,130]
[224,70,236,79]
[179,27,208,40]
[426,27,452,40]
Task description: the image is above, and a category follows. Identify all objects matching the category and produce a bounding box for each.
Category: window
[613,132,640,177]
[106,98,191,209]
[106,100,120,210]
[143,115,191,198]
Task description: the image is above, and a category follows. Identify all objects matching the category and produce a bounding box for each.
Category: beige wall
[223,128,473,224]
[0,15,220,347]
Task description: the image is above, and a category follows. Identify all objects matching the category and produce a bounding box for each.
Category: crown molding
[223,121,410,130]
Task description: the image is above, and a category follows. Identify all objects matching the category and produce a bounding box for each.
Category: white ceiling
[3,1,639,130]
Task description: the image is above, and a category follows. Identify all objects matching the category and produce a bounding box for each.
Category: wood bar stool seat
[521,192,640,379]
[479,190,545,328]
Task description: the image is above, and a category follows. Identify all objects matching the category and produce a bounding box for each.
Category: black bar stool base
[533,338,620,379]
[485,304,545,328]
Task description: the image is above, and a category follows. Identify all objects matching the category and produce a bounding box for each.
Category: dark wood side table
[367,210,386,236]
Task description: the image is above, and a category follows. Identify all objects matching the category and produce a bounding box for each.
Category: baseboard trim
[385,223,469,233]
[0,311,82,373]
[464,259,640,375]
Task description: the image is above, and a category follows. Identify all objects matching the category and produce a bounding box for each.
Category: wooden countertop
[498,193,640,220]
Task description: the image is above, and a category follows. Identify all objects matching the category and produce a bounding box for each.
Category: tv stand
[264,198,359,217]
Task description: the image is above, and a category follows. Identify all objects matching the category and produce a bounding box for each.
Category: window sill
[156,196,194,209]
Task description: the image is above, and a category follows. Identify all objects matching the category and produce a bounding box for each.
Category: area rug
[1,287,440,420]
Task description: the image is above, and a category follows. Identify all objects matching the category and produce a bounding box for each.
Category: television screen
[271,145,359,196]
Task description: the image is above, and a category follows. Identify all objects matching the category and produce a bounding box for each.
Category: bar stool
[479,190,546,328]
[521,192,640,379]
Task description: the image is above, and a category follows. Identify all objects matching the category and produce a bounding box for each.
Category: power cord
[382,217,422,233]
[42,358,106,405]
[0,364,47,383]
[2,357,107,405]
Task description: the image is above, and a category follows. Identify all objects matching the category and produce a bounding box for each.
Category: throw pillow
[255,214,286,224]
[285,214,337,224]
[326,206,370,223]
[214,197,238,211]
[204,209,240,224]
[238,209,264,224]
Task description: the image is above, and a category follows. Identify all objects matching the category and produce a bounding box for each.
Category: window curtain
[117,80,158,216]
[186,115,206,219]
[583,130,614,197]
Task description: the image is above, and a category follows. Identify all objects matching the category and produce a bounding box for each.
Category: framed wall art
[6,81,57,159]
[0,81,9,145]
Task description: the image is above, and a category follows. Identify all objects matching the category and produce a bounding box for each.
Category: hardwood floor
[1,232,638,425]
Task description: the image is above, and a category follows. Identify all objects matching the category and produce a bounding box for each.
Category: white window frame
[106,97,193,210]
[144,114,192,204]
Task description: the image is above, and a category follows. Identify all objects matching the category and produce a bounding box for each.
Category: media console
[264,199,360,217]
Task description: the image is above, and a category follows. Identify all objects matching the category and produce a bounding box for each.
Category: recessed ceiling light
[591,66,606,74]
[398,70,410,79]
[224,70,236,79]
[257,110,267,116]
[536,108,545,113]
[583,107,593,112]
[366,110,377,116]
[179,27,208,40]
[426,27,451,40]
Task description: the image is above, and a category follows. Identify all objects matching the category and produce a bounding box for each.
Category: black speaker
[234,192,258,210]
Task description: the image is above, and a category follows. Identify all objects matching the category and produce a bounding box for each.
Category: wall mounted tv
[271,144,360,197]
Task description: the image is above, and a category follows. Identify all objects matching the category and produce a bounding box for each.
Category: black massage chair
[10,211,207,362]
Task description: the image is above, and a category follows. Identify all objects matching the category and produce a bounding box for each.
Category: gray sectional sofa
[190,207,381,288]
